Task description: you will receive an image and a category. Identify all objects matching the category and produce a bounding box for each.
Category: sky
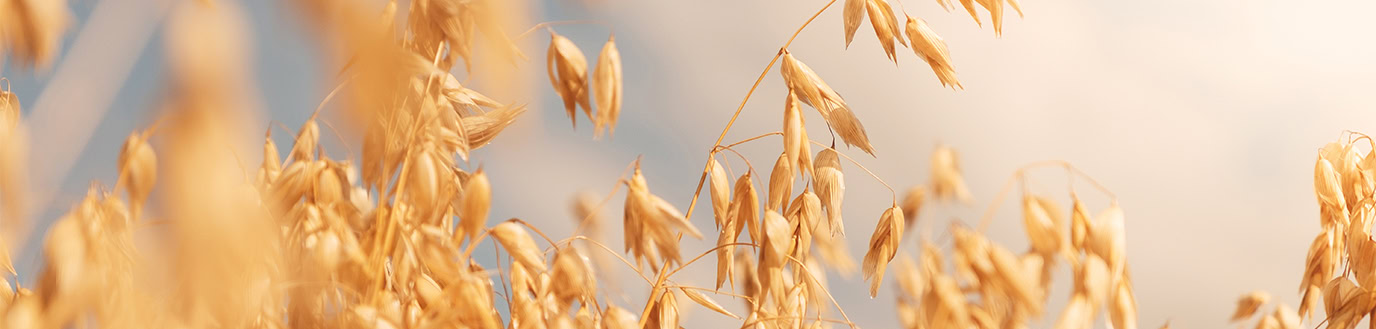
[6,0,1376,327]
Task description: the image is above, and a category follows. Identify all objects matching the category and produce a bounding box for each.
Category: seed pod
[767,152,793,211]
[458,170,491,246]
[593,35,623,137]
[862,205,904,297]
[546,31,592,128]
[1079,254,1111,305]
[491,222,546,272]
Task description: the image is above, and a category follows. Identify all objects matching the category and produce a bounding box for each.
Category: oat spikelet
[680,287,740,319]
[593,35,624,137]
[814,148,846,236]
[458,170,491,246]
[783,91,806,177]
[930,145,972,203]
[731,172,761,244]
[118,130,157,218]
[709,157,732,230]
[461,105,526,150]
[1023,195,1065,259]
[1,0,71,68]
[768,152,794,211]
[546,30,592,128]
[1070,193,1091,253]
[904,15,961,89]
[864,0,906,64]
[1109,274,1139,329]
[551,247,596,308]
[862,206,904,297]
[1231,291,1271,322]
[901,185,925,229]
[491,221,546,272]
[780,51,874,155]
[842,0,866,48]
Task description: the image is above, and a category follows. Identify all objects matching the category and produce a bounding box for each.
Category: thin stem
[311,75,354,121]
[977,160,1119,232]
[712,144,760,184]
[568,236,654,284]
[726,131,783,149]
[671,285,757,304]
[976,171,1018,233]
[786,255,857,328]
[808,140,897,203]
[505,218,563,254]
[665,242,759,279]
[569,160,639,238]
[516,20,613,41]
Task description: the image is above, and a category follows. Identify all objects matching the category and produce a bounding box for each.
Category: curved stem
[567,236,654,284]
[569,160,639,238]
[726,131,783,149]
[808,140,897,203]
[712,144,760,184]
[666,242,759,279]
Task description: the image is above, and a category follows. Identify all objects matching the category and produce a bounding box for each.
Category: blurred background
[5,0,1375,327]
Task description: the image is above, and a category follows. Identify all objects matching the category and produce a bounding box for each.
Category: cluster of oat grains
[0,0,1153,328]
